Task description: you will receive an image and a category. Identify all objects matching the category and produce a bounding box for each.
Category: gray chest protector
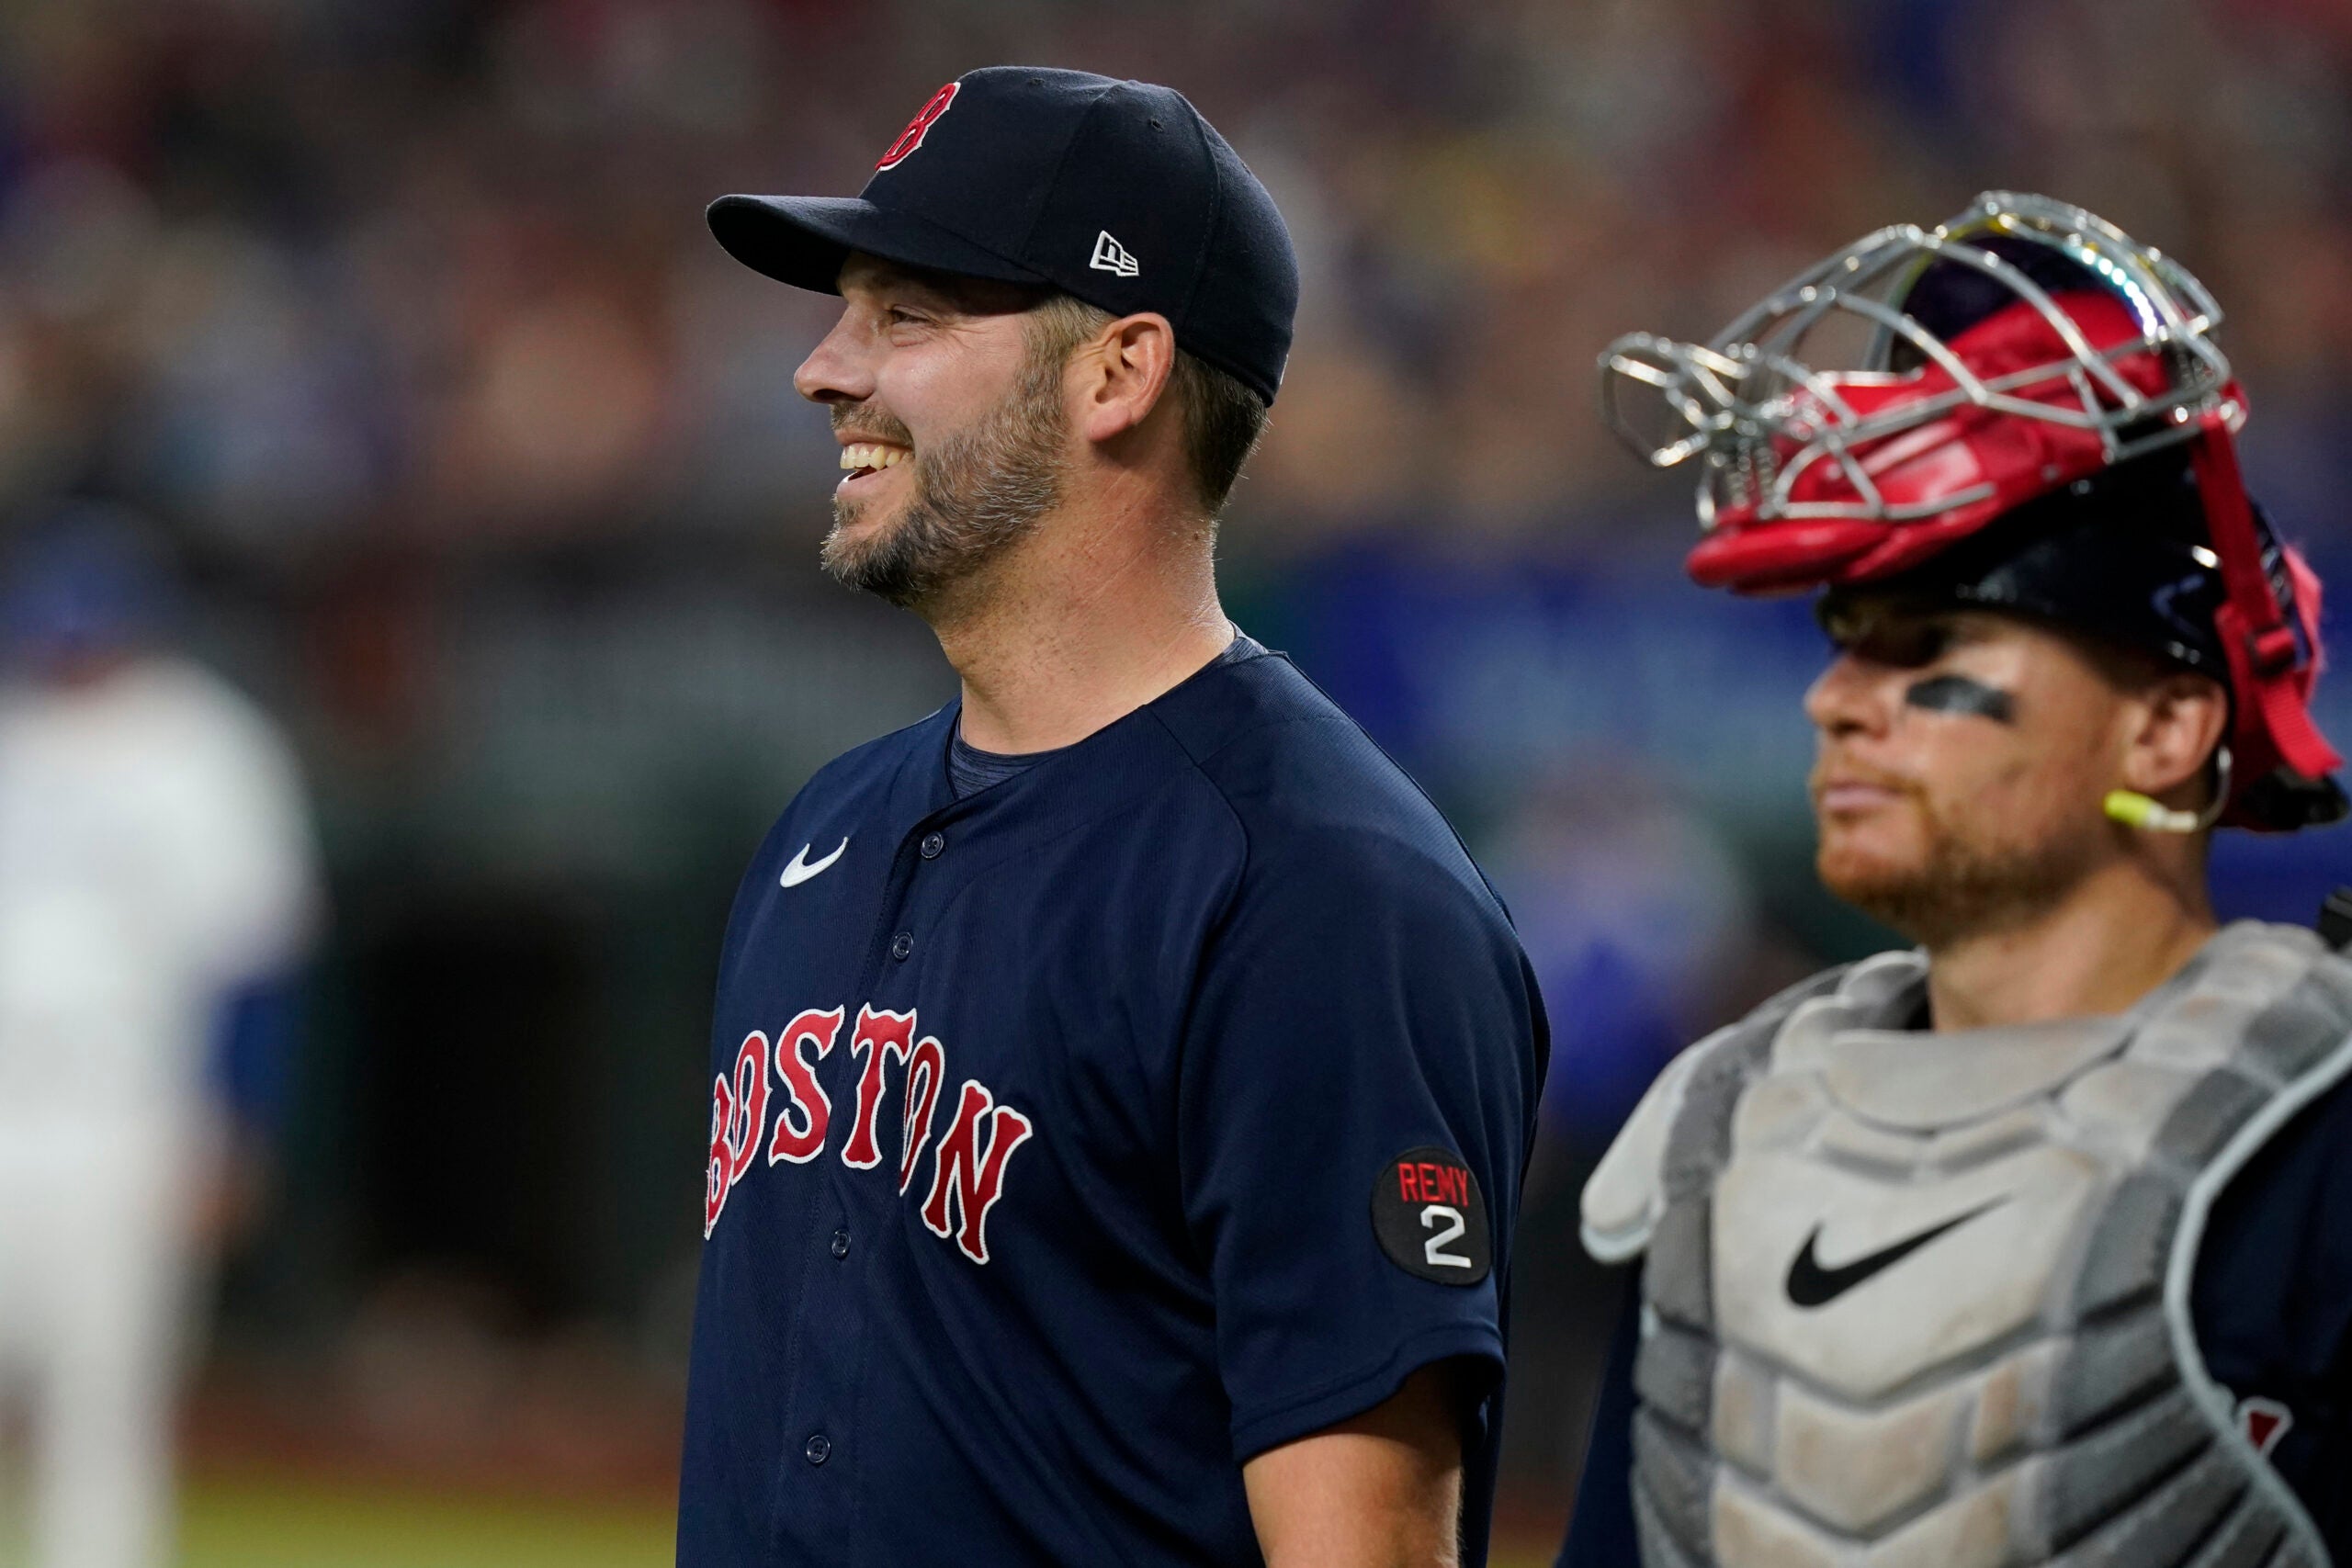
[1582,921,2352,1568]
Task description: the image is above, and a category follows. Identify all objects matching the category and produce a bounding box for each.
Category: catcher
[1559,193,2352,1568]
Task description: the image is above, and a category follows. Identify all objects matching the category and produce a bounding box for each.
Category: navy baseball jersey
[678,643,1548,1567]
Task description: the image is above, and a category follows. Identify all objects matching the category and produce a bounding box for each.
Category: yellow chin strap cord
[2105,747,2233,834]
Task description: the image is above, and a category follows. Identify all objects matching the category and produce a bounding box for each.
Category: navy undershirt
[946,631,1264,798]
[1555,1069,2352,1566]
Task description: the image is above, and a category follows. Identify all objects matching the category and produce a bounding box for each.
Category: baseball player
[680,68,1547,1568]
[0,509,320,1568]
[1556,194,2352,1568]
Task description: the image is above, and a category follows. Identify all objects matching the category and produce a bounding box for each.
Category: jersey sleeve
[1175,822,1544,1461]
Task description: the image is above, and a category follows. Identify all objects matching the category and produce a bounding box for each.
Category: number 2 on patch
[1420,1203,1472,1269]
[1374,1148,1490,1285]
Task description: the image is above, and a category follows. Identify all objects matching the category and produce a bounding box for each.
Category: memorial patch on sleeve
[1372,1146,1492,1285]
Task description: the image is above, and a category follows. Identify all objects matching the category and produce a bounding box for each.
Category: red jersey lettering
[899,1035,947,1195]
[842,1006,916,1170]
[727,1032,770,1187]
[704,1072,739,1238]
[704,999,1034,1265]
[920,1080,1036,1265]
[768,1007,844,1165]
[704,1032,769,1237]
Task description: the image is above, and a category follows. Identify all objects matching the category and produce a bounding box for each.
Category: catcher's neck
[1924,861,2216,1032]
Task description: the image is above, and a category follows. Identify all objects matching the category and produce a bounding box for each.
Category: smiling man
[1560,195,2352,1568]
[678,68,1545,1568]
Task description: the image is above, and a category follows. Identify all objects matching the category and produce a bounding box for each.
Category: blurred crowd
[6,0,2352,569]
[6,0,2352,1549]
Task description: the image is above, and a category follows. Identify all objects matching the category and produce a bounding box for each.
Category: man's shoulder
[1148,650,1476,875]
[1143,653,1448,846]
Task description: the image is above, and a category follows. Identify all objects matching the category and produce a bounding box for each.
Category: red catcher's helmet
[1599,192,2341,830]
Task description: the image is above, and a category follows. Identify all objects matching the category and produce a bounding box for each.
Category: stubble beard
[820,355,1069,609]
[1817,795,2094,950]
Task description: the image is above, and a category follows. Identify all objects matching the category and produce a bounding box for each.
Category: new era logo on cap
[1090,231,1138,278]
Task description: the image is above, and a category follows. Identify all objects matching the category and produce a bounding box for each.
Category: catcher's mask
[1600,191,2343,831]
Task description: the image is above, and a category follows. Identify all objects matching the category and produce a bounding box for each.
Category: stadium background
[4,0,2352,1562]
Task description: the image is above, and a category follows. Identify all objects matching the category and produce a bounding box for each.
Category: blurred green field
[179,1478,675,1568]
[175,1477,1554,1567]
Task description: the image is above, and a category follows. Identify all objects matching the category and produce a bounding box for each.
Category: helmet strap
[2188,411,2343,784]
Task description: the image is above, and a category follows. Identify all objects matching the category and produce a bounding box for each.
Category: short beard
[820,345,1069,608]
[1820,803,2095,950]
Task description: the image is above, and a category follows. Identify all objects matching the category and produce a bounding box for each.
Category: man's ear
[1072,313,1178,444]
[2119,671,2233,801]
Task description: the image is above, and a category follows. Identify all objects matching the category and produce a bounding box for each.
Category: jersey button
[830,1228,851,1259]
[805,1433,832,1466]
[919,831,945,860]
[890,931,914,961]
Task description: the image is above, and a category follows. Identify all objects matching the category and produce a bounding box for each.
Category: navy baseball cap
[707,66,1298,405]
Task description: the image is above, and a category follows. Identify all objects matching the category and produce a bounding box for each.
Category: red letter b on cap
[876,83,958,171]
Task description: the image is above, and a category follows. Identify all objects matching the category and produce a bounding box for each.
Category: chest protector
[1582,921,2352,1568]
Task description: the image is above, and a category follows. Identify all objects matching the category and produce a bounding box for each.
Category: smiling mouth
[838,442,910,481]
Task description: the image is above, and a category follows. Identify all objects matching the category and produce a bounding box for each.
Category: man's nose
[794,307,874,406]
[1804,651,1892,740]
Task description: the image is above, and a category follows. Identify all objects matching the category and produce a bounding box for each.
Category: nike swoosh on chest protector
[1784,1195,2010,1309]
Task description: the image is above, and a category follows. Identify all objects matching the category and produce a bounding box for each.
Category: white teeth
[838,443,909,472]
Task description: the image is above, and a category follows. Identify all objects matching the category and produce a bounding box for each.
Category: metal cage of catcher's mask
[1599,191,2238,542]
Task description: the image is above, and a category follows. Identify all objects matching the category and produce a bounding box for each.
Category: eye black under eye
[1904,673,2017,724]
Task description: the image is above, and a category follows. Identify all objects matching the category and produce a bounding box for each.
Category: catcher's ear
[2117,672,2230,802]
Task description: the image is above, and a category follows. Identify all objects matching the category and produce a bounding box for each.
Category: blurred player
[1560,195,2352,1567]
[0,507,320,1568]
[681,67,1546,1567]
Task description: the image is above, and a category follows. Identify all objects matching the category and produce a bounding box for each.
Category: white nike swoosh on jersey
[779,837,849,888]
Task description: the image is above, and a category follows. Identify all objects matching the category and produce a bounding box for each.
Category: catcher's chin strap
[2188,409,2344,785]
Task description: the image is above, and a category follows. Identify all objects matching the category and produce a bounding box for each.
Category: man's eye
[1832,622,1951,667]
[887,307,928,327]
[1877,626,1951,667]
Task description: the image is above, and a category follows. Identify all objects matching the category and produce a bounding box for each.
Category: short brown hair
[1027,295,1269,519]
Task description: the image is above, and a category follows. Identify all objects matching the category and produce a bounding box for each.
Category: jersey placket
[772,801,966,1562]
